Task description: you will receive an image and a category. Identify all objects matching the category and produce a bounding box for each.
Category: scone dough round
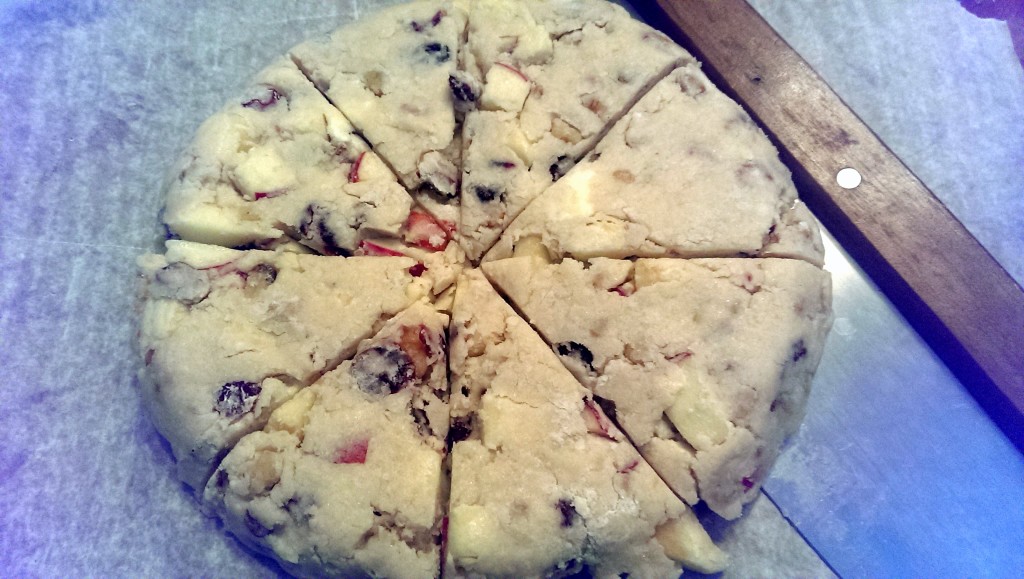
[139,0,833,576]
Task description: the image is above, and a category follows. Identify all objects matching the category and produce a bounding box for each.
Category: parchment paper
[1,0,1021,576]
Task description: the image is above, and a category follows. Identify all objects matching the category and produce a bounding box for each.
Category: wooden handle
[634,0,1024,451]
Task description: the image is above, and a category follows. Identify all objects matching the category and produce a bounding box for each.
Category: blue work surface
[1,0,1022,576]
[764,234,1024,577]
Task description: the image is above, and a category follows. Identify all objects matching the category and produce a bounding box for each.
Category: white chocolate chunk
[230,146,297,199]
[480,64,532,113]
[655,509,729,574]
[664,366,733,450]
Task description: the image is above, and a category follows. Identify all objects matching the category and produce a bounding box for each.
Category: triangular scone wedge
[290,2,467,211]
[483,257,832,520]
[137,240,437,491]
[162,57,466,292]
[484,64,825,266]
[204,302,450,579]
[446,270,727,576]
[162,57,409,252]
[458,0,690,261]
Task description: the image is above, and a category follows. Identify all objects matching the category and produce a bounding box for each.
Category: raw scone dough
[161,56,465,294]
[137,240,435,491]
[484,64,824,266]
[204,302,449,579]
[143,0,836,575]
[447,270,726,576]
[162,57,406,252]
[458,0,690,260]
[483,256,832,519]
[290,1,467,206]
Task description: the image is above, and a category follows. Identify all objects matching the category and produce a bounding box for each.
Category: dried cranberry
[351,345,414,395]
[737,160,775,186]
[284,495,314,524]
[437,516,449,563]
[244,511,271,538]
[549,155,572,181]
[791,339,807,362]
[422,43,451,63]
[420,181,458,201]
[410,10,445,32]
[551,558,585,577]
[557,499,577,527]
[408,263,426,277]
[556,342,595,372]
[357,240,406,257]
[411,407,436,439]
[609,283,633,297]
[448,416,473,445]
[666,350,693,362]
[231,239,276,251]
[348,151,365,183]
[299,203,351,257]
[162,221,179,241]
[473,186,502,203]
[490,160,517,170]
[448,74,477,103]
[334,439,369,464]
[404,210,451,251]
[242,85,282,110]
[253,190,287,201]
[214,381,261,418]
[582,398,617,440]
[617,459,640,474]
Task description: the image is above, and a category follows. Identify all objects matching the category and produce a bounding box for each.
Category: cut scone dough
[203,302,449,579]
[161,57,465,294]
[483,256,832,519]
[162,57,407,252]
[446,270,726,576]
[143,0,837,574]
[137,240,436,491]
[484,64,824,266]
[458,0,691,260]
[290,1,466,212]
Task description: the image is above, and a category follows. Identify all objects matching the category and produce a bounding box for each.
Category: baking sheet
[1,0,1022,576]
